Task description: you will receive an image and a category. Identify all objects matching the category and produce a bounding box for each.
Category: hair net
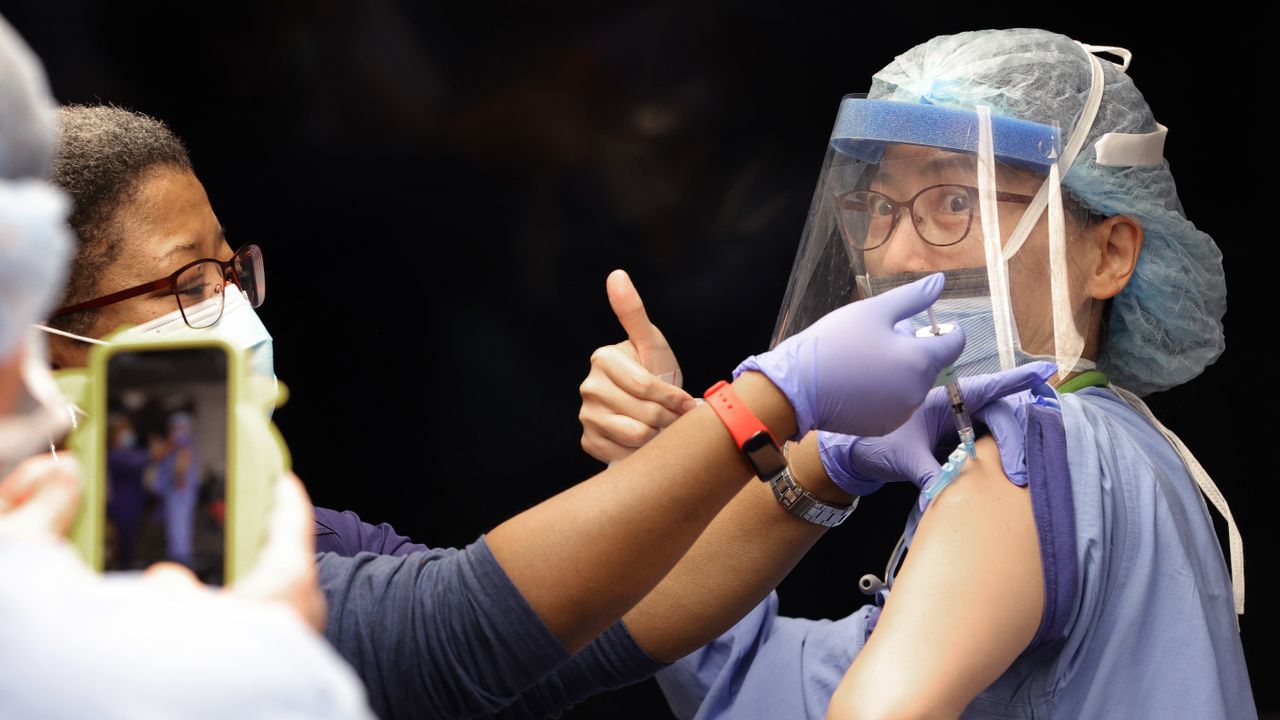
[0,14,72,360]
[869,28,1225,395]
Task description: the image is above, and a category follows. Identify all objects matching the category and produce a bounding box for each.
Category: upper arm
[319,541,570,719]
[828,435,1044,720]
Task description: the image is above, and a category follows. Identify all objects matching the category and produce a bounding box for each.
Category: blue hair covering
[869,28,1225,396]
[0,14,72,360]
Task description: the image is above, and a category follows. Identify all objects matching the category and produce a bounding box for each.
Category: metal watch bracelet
[768,464,858,528]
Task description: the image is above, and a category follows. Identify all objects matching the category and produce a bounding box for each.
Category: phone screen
[104,347,228,585]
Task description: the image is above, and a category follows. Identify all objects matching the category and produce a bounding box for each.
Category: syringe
[926,308,976,460]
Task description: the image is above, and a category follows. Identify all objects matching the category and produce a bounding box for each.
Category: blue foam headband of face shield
[829,98,1062,173]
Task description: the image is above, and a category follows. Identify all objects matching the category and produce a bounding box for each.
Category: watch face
[742,431,786,482]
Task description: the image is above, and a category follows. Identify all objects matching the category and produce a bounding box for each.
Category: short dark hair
[49,104,193,333]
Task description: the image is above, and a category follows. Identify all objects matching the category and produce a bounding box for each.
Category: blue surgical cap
[870,28,1225,395]
[0,14,72,360]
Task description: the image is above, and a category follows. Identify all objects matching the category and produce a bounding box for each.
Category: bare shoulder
[921,435,1033,527]
[829,435,1045,718]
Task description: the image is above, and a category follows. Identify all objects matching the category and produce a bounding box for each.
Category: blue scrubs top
[657,386,1256,719]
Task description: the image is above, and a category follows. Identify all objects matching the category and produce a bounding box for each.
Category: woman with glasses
[576,29,1253,720]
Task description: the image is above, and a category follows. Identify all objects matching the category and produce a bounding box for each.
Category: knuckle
[621,423,657,447]
[631,374,652,395]
[644,404,671,428]
[579,376,606,400]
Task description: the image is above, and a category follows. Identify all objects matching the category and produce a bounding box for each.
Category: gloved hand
[818,362,1057,497]
[969,382,1060,488]
[734,273,964,438]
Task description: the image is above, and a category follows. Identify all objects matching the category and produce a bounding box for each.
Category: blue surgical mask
[867,268,1033,380]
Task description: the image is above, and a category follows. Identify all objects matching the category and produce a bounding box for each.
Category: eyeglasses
[53,244,265,329]
[835,184,1035,251]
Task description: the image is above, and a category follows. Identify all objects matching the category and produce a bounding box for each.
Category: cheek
[1005,229,1097,354]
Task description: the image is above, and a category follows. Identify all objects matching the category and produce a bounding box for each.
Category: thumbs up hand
[579,270,697,463]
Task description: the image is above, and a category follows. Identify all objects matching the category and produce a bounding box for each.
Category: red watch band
[704,380,776,449]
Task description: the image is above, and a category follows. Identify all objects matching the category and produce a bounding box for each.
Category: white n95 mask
[37,285,278,412]
[112,286,275,381]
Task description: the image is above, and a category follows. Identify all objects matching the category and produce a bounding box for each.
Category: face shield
[773,98,1097,383]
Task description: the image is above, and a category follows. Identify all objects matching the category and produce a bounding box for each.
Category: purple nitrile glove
[969,380,1061,487]
[818,362,1058,497]
[733,273,964,439]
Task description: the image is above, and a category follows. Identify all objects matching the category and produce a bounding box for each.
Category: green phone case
[54,331,290,583]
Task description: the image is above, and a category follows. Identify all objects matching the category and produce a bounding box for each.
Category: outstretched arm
[490,371,795,654]
[494,273,961,655]
[620,430,848,662]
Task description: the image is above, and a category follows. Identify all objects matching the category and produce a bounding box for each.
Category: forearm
[493,621,664,719]
[488,371,798,653]
[622,431,853,662]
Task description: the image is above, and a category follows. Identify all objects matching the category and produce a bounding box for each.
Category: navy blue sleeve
[493,620,666,719]
[313,507,430,557]
[1025,401,1077,651]
[317,537,570,720]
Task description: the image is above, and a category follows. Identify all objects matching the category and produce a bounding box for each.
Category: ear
[1085,215,1144,300]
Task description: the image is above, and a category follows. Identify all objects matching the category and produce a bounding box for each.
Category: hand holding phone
[137,473,326,632]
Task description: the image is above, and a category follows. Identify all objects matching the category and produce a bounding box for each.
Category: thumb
[959,362,1057,409]
[972,400,1028,485]
[913,457,944,493]
[606,270,674,369]
[917,322,965,376]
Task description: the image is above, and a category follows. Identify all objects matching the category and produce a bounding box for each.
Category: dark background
[6,2,1270,717]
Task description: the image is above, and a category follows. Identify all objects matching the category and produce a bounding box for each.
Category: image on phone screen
[104,347,228,585]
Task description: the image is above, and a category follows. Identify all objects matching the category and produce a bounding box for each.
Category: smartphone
[60,335,285,585]
[102,346,231,584]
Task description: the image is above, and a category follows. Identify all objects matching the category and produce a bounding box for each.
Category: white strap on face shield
[1046,163,1087,380]
[1111,384,1246,619]
[975,105,1018,370]
[1077,43,1132,73]
[1002,44,1108,263]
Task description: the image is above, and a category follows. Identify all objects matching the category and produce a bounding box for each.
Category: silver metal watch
[768,465,858,528]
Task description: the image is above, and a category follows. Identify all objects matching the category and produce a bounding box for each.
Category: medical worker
[580,28,1254,720]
